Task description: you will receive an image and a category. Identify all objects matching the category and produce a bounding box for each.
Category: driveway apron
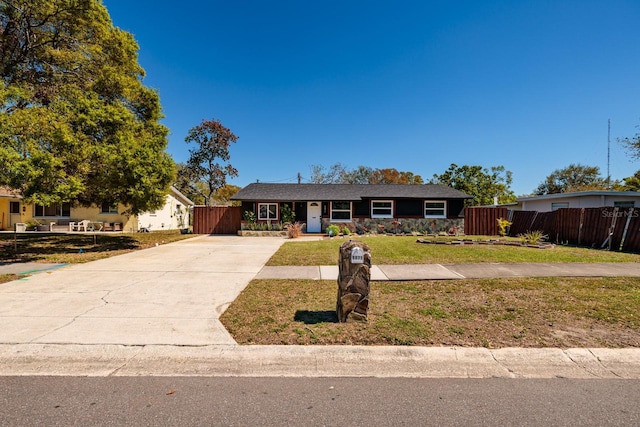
[0,235,286,346]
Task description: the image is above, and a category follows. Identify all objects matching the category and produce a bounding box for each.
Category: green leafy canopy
[0,0,174,214]
[430,163,516,206]
[175,118,239,206]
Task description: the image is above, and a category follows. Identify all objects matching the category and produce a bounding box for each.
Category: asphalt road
[1,377,639,426]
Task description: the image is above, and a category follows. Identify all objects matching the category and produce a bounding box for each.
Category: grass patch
[0,231,195,264]
[0,274,18,285]
[220,277,640,348]
[268,236,639,265]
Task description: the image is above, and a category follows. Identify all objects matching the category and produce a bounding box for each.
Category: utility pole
[607,119,611,188]
[297,172,302,184]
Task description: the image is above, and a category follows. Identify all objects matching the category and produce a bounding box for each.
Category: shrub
[497,218,512,237]
[341,226,351,235]
[286,222,303,238]
[280,204,295,224]
[243,211,256,224]
[518,230,548,245]
[327,224,340,237]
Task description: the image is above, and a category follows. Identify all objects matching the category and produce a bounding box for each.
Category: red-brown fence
[464,206,640,253]
[463,207,508,236]
[193,206,242,234]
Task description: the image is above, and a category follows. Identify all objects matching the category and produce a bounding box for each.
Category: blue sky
[103,0,640,196]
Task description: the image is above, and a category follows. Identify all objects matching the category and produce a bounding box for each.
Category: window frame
[9,201,20,214]
[371,200,393,218]
[33,202,71,218]
[330,201,352,221]
[614,201,635,208]
[101,202,118,214]
[258,203,278,220]
[424,200,446,218]
[551,202,569,211]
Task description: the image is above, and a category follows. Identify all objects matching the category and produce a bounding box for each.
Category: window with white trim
[331,201,351,221]
[424,201,446,218]
[371,200,393,218]
[551,202,569,211]
[258,203,278,220]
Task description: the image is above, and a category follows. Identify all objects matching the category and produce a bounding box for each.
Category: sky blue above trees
[93,1,640,195]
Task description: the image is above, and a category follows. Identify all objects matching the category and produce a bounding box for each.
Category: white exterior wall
[137,193,190,231]
[519,194,640,212]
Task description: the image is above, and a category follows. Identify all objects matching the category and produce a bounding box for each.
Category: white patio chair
[76,219,91,232]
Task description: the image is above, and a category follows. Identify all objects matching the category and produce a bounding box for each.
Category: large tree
[619,124,640,160]
[534,163,608,195]
[178,118,238,206]
[309,163,349,184]
[430,163,516,206]
[309,164,423,184]
[174,162,241,206]
[620,170,640,192]
[0,0,174,214]
[368,168,423,184]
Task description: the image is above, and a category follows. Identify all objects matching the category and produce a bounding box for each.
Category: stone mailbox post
[337,240,371,322]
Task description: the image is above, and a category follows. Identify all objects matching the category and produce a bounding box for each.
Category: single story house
[230,183,472,234]
[0,186,193,232]
[516,191,640,212]
[137,186,194,231]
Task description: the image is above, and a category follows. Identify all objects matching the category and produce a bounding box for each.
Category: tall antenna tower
[607,119,611,187]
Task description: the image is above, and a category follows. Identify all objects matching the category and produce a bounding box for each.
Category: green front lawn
[223,235,640,348]
[220,276,640,347]
[267,236,639,265]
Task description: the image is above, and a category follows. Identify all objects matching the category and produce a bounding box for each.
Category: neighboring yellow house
[0,186,193,233]
[0,187,23,231]
[0,186,136,232]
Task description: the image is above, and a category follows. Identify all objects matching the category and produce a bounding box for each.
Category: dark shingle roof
[231,183,471,202]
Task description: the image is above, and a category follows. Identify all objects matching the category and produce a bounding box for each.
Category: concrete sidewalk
[0,262,67,275]
[256,262,640,281]
[1,235,640,378]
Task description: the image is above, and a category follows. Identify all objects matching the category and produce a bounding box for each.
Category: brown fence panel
[464,207,508,236]
[552,208,582,243]
[471,206,640,253]
[193,206,242,234]
[580,208,614,248]
[509,210,538,236]
[621,209,640,252]
[530,211,552,235]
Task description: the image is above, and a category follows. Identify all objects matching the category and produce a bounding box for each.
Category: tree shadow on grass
[294,310,338,324]
[0,233,140,262]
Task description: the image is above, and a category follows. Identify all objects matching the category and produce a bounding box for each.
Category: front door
[306,202,322,233]
[9,201,21,229]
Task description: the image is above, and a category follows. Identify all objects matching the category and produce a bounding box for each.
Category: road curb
[1,344,639,378]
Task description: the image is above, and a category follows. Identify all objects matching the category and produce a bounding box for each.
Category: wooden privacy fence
[193,206,242,235]
[465,206,640,253]
[463,207,508,237]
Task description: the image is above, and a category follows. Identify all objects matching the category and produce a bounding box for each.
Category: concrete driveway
[2,235,640,378]
[0,235,286,346]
